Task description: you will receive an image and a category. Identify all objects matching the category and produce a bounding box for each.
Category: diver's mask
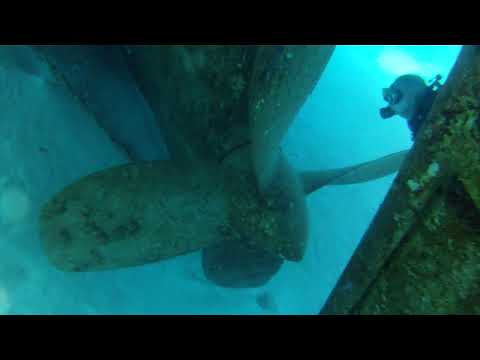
[379,87,403,119]
[382,87,403,106]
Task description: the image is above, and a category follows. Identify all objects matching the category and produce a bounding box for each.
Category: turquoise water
[0,45,461,314]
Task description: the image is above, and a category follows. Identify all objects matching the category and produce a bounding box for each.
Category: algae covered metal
[39,45,335,277]
[321,45,480,315]
[40,45,477,304]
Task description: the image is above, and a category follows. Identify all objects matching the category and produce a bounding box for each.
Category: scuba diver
[380,74,443,139]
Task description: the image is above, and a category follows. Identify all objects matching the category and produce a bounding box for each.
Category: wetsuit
[407,87,438,139]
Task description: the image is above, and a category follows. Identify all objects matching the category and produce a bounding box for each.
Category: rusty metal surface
[321,45,480,315]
